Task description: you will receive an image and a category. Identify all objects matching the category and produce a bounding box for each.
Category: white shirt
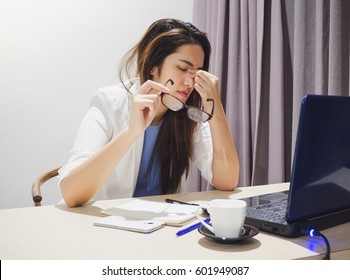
[58,79,213,200]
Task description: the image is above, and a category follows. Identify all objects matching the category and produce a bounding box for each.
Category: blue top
[133,125,161,197]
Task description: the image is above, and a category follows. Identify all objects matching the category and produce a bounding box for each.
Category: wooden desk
[1,183,350,260]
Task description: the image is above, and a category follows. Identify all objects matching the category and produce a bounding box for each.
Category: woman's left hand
[194,70,240,190]
[194,70,220,111]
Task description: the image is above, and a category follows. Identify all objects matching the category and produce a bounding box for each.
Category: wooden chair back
[32,167,61,206]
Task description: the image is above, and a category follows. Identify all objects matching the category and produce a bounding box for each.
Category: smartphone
[93,216,165,233]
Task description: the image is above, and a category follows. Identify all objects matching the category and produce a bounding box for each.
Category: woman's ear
[150,66,159,78]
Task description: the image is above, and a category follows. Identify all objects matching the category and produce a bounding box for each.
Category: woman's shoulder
[95,79,139,98]
[91,79,140,109]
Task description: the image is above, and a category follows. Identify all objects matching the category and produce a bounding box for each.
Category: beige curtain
[189,0,350,190]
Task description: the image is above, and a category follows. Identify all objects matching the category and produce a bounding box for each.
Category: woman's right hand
[61,80,170,207]
[127,80,170,137]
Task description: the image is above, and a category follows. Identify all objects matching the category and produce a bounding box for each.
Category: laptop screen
[287,95,350,223]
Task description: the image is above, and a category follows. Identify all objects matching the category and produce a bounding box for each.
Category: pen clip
[165,199,209,215]
[165,198,199,206]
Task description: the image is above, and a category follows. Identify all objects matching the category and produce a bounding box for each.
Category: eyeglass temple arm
[206,98,215,120]
[165,79,174,87]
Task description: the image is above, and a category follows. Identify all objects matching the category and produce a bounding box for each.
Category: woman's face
[152,44,205,118]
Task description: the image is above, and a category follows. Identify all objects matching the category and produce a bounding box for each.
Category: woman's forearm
[60,127,137,207]
[209,102,240,190]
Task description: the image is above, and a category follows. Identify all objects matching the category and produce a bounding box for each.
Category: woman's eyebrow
[178,59,203,70]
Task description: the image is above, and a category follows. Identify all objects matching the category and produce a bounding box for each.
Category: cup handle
[195,207,213,233]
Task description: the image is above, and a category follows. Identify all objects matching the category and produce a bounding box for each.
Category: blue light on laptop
[309,229,317,237]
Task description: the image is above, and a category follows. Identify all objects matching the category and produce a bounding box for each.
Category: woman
[59,18,239,207]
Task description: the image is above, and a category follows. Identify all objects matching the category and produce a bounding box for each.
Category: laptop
[244,95,350,237]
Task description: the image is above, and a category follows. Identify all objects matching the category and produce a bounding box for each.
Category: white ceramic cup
[197,199,247,238]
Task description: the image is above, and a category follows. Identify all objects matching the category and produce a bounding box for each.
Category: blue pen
[176,218,210,237]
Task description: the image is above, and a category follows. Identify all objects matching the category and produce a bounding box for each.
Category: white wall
[0,0,193,209]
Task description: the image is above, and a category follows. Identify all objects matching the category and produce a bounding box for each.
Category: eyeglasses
[161,79,215,123]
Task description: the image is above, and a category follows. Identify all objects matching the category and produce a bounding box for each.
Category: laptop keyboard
[246,199,287,223]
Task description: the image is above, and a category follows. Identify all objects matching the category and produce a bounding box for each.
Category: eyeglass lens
[161,93,211,123]
[187,107,210,122]
[161,94,184,111]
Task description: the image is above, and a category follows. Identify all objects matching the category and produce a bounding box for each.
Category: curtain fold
[191,0,350,189]
[328,0,342,95]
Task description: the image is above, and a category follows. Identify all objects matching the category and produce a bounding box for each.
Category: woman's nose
[184,71,196,88]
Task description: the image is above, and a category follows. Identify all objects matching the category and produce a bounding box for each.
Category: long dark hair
[118,19,211,194]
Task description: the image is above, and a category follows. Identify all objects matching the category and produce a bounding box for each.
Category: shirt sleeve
[58,93,114,183]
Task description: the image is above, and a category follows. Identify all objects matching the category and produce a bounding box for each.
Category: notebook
[101,199,200,226]
[245,95,350,237]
